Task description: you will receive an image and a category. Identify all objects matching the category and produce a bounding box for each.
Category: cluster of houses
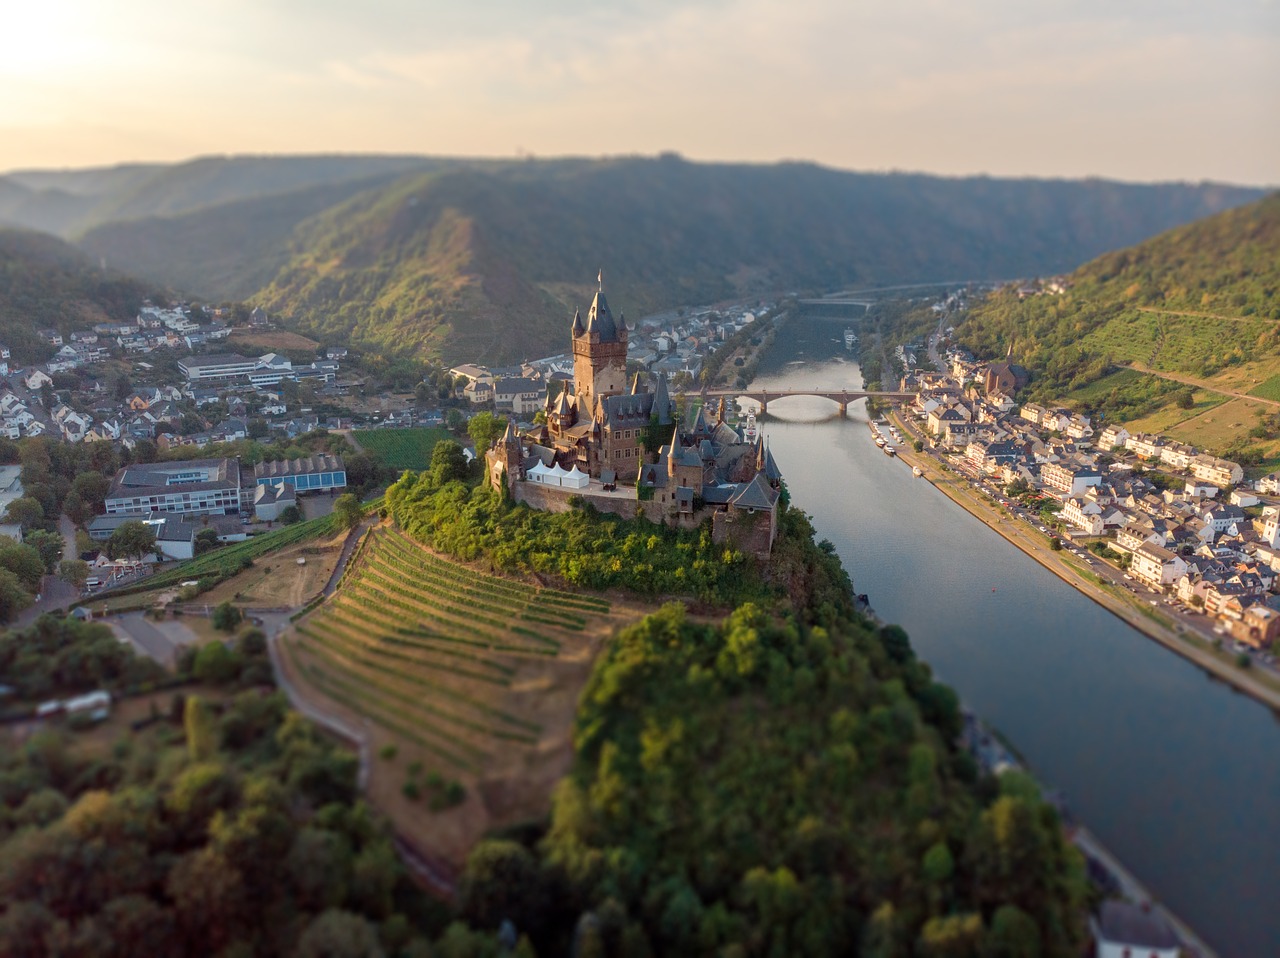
[451,299,772,409]
[0,302,358,448]
[911,351,1280,651]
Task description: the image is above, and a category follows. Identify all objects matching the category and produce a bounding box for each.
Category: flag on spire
[597,269,602,290]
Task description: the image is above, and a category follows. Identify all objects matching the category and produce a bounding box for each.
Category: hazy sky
[3,0,1277,183]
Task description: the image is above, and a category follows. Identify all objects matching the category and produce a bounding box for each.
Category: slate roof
[598,391,655,427]
[731,473,778,511]
[1096,901,1179,949]
[585,290,620,341]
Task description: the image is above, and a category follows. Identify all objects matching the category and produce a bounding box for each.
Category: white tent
[526,460,554,485]
[547,463,571,487]
[564,464,590,489]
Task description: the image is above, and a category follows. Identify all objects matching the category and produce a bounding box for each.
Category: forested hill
[957,191,1280,400]
[0,155,438,238]
[51,155,1263,364]
[0,229,163,362]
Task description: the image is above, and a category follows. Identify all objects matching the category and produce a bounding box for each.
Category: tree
[184,696,219,762]
[279,505,303,525]
[23,529,63,574]
[0,567,32,623]
[211,603,243,633]
[4,497,44,530]
[107,521,156,561]
[333,493,363,530]
[194,528,221,556]
[70,472,111,511]
[296,910,385,958]
[468,412,506,453]
[59,558,89,589]
[429,440,469,487]
[458,839,544,934]
[445,408,466,432]
[1176,387,1196,410]
[0,542,46,592]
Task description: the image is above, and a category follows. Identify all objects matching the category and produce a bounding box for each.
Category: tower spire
[598,268,603,292]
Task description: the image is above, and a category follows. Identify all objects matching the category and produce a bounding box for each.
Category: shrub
[212,602,243,632]
[380,744,398,761]
[193,641,240,685]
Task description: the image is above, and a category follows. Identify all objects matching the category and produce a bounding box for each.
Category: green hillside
[0,228,163,362]
[252,158,1264,364]
[958,192,1280,398]
[77,174,414,301]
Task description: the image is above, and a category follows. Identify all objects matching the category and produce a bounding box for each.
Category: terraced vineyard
[282,525,623,857]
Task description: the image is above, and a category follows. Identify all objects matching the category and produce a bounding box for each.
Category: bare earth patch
[199,532,346,608]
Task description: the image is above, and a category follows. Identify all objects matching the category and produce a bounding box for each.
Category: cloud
[0,0,1276,182]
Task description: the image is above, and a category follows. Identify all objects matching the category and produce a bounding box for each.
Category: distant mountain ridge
[2,154,1267,364]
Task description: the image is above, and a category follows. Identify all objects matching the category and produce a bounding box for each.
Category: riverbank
[887,408,1280,713]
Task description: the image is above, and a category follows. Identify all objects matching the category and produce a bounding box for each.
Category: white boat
[844,328,857,349]
[884,445,896,456]
[913,465,924,478]
[742,410,759,443]
[875,436,886,447]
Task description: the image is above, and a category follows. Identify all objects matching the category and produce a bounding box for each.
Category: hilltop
[0,228,164,362]
[0,154,438,237]
[957,192,1280,462]
[8,154,1261,364]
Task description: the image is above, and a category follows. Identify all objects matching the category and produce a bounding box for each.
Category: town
[904,342,1280,664]
[0,289,777,604]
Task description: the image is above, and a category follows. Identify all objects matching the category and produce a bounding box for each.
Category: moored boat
[913,465,924,478]
[884,445,896,456]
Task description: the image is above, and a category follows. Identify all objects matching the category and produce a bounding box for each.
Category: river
[745,316,1280,957]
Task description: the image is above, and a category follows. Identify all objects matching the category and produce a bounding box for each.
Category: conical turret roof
[571,308,585,336]
[586,290,620,341]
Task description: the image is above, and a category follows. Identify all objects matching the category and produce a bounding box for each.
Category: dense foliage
[451,601,1087,957]
[958,192,1280,410]
[0,230,161,364]
[386,468,765,606]
[0,617,165,701]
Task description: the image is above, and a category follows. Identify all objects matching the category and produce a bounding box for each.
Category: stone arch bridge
[701,388,915,417]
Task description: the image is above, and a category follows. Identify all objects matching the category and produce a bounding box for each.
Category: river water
[745,317,1279,957]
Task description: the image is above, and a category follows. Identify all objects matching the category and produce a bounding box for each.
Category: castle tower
[571,275,628,416]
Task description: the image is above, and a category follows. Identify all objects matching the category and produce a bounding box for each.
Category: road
[12,514,81,628]
[106,611,199,667]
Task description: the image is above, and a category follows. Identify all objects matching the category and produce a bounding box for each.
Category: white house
[1130,542,1188,589]
[24,370,54,391]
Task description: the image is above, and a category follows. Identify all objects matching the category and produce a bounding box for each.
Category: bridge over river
[702,387,914,416]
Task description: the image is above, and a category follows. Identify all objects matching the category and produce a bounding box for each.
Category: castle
[485,277,783,557]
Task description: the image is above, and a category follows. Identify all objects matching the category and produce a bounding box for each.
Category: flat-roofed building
[104,458,242,516]
[253,453,347,493]
[179,354,260,382]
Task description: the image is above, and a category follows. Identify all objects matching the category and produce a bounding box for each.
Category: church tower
[571,273,628,416]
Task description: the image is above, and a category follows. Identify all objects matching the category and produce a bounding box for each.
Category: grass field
[282,525,633,865]
[1062,368,1146,404]
[353,427,453,471]
[1249,375,1280,402]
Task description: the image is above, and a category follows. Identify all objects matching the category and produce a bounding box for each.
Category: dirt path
[1120,362,1280,410]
